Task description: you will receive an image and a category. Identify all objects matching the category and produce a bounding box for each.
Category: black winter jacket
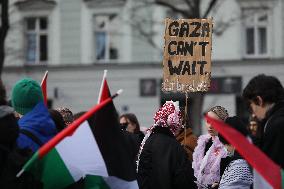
[137,127,196,189]
[262,101,284,168]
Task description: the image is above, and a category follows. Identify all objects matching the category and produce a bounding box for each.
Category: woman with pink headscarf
[136,101,196,189]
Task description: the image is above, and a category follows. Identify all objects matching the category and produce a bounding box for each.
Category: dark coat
[0,106,19,150]
[0,105,19,173]
[0,106,42,188]
[262,101,284,168]
[137,127,196,189]
[135,130,145,144]
[123,131,140,164]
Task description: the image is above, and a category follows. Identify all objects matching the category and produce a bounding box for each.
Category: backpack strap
[20,129,43,147]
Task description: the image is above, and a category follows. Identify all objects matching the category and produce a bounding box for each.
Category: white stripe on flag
[104,176,139,189]
[253,169,273,189]
[56,121,108,180]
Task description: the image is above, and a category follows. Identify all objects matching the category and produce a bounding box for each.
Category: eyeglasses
[120,122,129,131]
[120,122,129,127]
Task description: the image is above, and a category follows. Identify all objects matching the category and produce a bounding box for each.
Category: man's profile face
[250,101,266,120]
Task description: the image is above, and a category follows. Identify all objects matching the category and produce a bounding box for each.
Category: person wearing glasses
[119,113,143,167]
[119,113,145,142]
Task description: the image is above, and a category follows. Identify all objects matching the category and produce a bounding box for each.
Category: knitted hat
[11,78,43,115]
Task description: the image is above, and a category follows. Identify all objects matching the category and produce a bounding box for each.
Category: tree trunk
[152,0,219,135]
[190,93,205,135]
[0,0,9,78]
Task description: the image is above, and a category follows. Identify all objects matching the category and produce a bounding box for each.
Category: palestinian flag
[205,115,284,189]
[40,71,48,106]
[19,88,138,188]
[97,70,110,103]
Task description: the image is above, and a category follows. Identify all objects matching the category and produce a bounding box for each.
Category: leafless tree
[129,0,220,134]
[0,0,9,78]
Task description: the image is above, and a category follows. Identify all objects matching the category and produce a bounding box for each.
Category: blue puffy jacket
[17,102,57,152]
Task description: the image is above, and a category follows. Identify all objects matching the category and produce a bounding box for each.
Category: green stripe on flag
[84,175,110,189]
[22,151,39,172]
[281,169,284,189]
[29,148,75,189]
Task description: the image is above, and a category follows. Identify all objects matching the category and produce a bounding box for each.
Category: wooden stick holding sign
[162,18,212,93]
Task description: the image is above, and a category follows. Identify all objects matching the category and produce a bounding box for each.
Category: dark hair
[49,109,66,132]
[248,115,263,138]
[73,111,86,120]
[119,113,141,133]
[56,107,74,125]
[219,116,249,145]
[0,79,7,105]
[243,74,284,105]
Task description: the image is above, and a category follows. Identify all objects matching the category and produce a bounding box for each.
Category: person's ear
[256,96,264,107]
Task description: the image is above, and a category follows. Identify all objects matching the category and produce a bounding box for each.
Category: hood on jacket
[17,102,57,149]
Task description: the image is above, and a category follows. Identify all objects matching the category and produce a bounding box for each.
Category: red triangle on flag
[98,70,111,103]
[40,71,48,106]
[205,115,282,189]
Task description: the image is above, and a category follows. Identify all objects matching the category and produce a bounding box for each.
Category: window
[93,15,118,62]
[25,17,48,64]
[243,11,269,58]
[140,79,157,97]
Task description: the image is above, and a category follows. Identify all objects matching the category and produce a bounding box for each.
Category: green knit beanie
[11,78,43,115]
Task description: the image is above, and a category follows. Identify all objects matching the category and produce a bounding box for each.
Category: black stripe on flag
[87,100,137,181]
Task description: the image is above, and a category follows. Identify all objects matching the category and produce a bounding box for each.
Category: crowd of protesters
[1,73,284,188]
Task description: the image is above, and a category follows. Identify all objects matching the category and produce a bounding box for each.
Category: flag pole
[17,89,123,177]
[183,92,189,146]
[98,70,108,104]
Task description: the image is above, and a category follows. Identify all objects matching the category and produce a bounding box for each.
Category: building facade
[3,0,284,133]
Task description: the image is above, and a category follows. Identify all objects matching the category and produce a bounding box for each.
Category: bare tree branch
[0,0,10,77]
[155,0,191,18]
[127,18,162,50]
[202,0,218,18]
[183,0,194,11]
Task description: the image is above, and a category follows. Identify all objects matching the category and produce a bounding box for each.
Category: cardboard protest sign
[162,18,212,93]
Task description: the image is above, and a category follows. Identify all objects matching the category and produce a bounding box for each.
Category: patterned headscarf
[152,101,182,135]
[207,106,228,121]
[56,107,74,125]
[136,101,182,172]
